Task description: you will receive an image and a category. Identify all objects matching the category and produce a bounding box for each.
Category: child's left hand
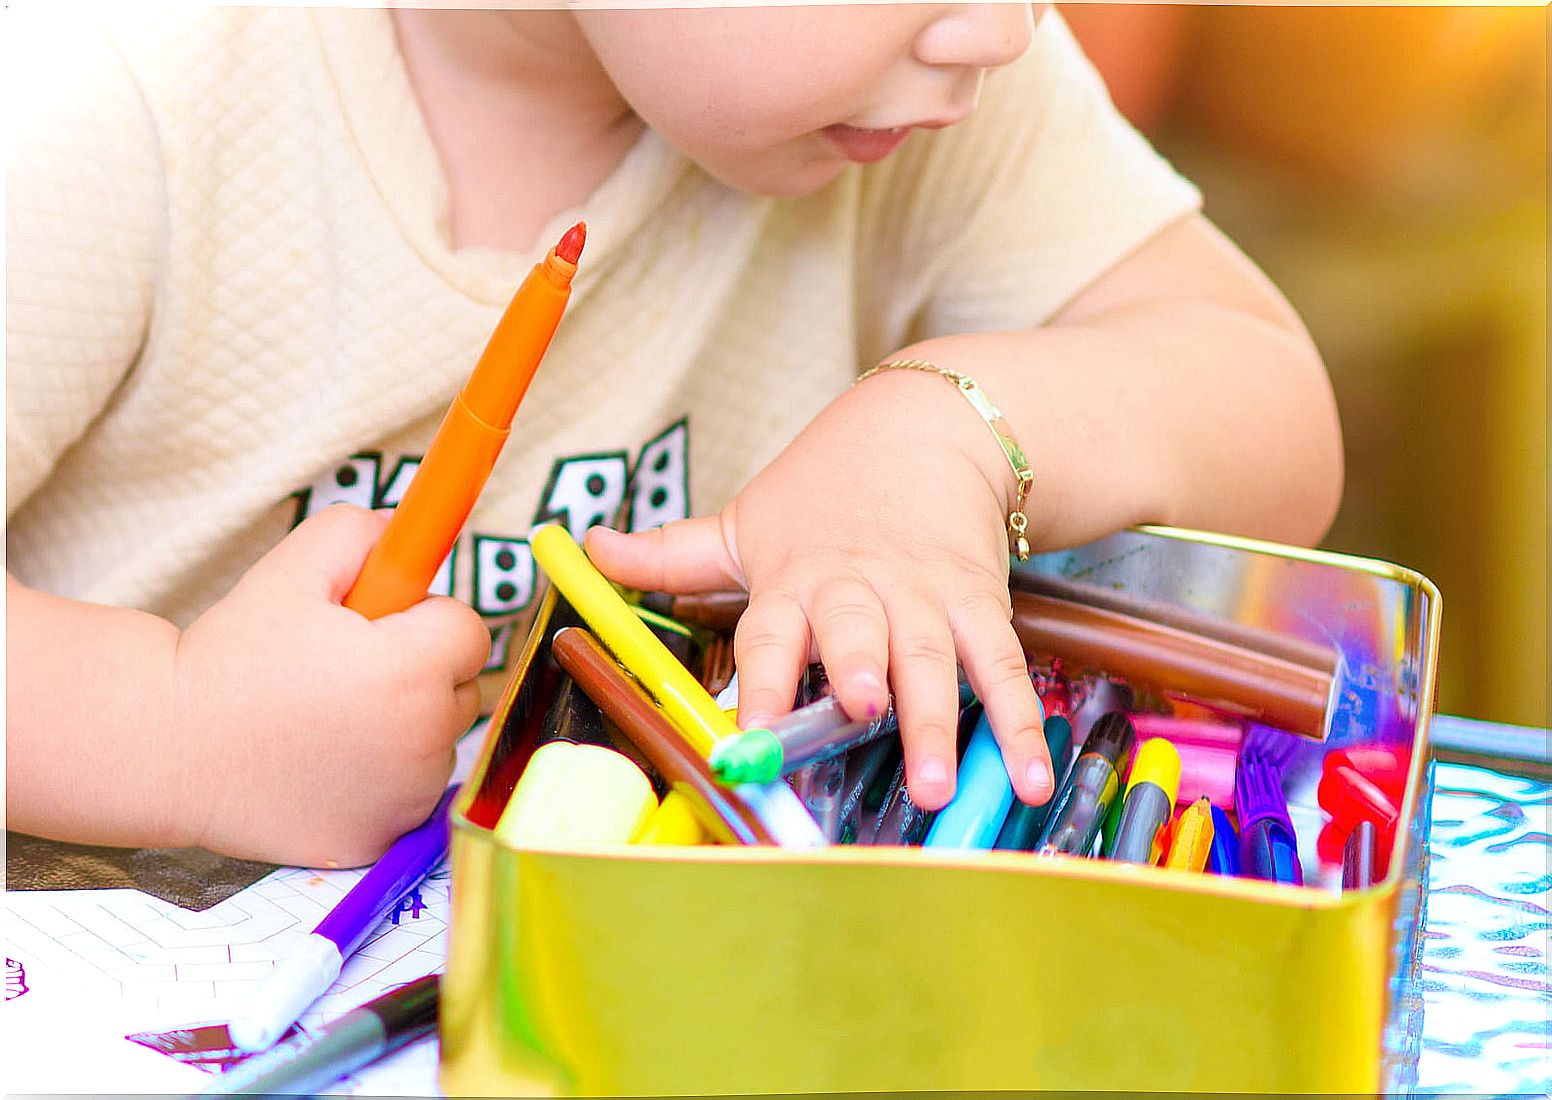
[585,367,1053,812]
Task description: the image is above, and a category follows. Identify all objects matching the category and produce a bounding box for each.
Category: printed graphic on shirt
[288,420,691,675]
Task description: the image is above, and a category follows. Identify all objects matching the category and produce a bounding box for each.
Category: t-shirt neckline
[310,6,692,306]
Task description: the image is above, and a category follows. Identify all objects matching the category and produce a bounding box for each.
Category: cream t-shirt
[6,7,1199,697]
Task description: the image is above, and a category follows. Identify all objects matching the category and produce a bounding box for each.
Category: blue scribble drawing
[390,887,427,925]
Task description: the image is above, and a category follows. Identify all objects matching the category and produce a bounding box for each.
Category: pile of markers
[490,522,1410,899]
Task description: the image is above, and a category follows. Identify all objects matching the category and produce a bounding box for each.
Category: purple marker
[227,786,459,1052]
[1234,751,1303,885]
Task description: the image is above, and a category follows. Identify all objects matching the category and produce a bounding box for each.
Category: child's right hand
[172,505,489,867]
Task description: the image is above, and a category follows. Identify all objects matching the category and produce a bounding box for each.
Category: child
[5,4,1342,867]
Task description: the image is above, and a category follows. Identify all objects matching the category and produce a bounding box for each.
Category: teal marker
[993,715,1075,850]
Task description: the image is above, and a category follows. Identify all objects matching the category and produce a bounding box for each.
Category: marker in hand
[344,224,586,619]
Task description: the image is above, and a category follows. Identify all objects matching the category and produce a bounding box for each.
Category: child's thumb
[583,517,744,595]
[250,504,392,600]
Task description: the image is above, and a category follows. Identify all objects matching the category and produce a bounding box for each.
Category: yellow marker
[1105,737,1182,864]
[494,742,657,847]
[634,794,709,846]
[1163,796,1216,873]
[530,524,738,758]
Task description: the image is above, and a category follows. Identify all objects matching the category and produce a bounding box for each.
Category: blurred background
[1064,3,1547,728]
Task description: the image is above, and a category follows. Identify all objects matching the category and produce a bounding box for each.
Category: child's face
[573,4,1040,196]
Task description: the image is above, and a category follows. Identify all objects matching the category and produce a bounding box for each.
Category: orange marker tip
[555,222,587,264]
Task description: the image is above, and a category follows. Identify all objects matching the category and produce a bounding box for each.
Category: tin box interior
[440,526,1440,1096]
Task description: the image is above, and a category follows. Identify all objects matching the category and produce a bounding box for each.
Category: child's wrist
[849,361,1030,551]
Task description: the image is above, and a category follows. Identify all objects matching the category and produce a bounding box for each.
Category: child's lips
[821,124,913,164]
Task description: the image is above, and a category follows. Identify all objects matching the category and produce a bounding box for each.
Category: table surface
[4,718,1548,1096]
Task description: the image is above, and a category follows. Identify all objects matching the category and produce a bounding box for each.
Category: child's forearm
[885,309,1341,550]
[881,220,1343,550]
[6,574,198,849]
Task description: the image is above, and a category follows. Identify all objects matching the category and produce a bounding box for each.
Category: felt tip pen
[925,700,1046,850]
[836,736,898,844]
[1342,819,1378,890]
[1105,738,1182,864]
[1037,712,1136,857]
[227,786,458,1053]
[550,626,775,845]
[1163,797,1215,873]
[854,754,907,846]
[1317,760,1400,835]
[202,976,438,1096]
[921,711,1009,850]
[531,524,738,758]
[634,794,709,845]
[875,783,934,846]
[1206,804,1240,876]
[494,741,657,848]
[344,224,585,619]
[994,715,1075,851]
[709,673,975,785]
[1235,749,1304,885]
[793,756,848,843]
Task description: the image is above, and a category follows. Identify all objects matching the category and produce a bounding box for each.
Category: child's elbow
[1287,355,1346,547]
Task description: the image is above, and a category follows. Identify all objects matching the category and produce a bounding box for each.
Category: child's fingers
[731,587,810,730]
[949,592,1051,805]
[381,596,492,683]
[452,679,483,734]
[805,575,890,724]
[584,518,744,594]
[252,504,391,600]
[885,594,961,811]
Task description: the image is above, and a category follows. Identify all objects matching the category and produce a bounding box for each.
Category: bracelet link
[856,358,1036,562]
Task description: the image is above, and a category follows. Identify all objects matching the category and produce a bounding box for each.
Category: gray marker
[1037,713,1136,857]
[200,976,438,1097]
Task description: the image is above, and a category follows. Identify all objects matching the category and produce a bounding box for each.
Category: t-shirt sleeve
[855,11,1201,356]
[6,15,166,518]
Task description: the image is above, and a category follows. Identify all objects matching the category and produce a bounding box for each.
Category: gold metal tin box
[441,526,1439,1096]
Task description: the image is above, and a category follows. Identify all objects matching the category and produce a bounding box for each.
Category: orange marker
[345,223,586,619]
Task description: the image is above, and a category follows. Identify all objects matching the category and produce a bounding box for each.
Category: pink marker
[1175,742,1238,809]
[1129,714,1244,751]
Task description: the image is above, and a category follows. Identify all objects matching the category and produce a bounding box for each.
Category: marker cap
[1207,804,1240,876]
[1080,712,1136,769]
[1125,738,1182,805]
[494,741,657,848]
[1234,750,1295,841]
[708,728,783,785]
[1317,762,1399,833]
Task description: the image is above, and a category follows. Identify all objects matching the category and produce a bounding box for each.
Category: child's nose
[915,3,1035,72]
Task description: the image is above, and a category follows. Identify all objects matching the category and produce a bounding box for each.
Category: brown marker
[1007,592,1330,739]
[551,627,775,845]
[646,589,1332,739]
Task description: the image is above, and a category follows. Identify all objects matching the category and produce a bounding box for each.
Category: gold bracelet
[855,358,1035,561]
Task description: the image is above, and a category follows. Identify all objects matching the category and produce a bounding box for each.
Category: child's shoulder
[10,6,351,136]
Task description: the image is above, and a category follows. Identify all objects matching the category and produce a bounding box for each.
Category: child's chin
[710,156,848,199]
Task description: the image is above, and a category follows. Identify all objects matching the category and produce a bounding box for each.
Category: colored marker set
[472,527,1412,900]
[442,527,1441,1097]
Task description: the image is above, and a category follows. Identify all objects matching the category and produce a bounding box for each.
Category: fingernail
[919,756,949,788]
[1025,757,1053,798]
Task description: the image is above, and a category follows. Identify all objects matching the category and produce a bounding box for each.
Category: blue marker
[924,699,1043,850]
[1207,804,1240,876]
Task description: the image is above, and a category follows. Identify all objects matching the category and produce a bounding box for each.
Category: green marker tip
[707,728,784,785]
